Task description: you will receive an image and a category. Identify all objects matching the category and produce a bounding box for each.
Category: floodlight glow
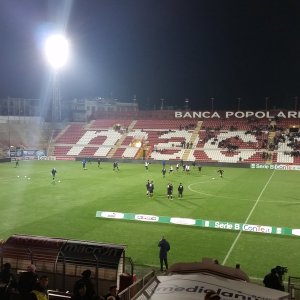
[45,34,69,69]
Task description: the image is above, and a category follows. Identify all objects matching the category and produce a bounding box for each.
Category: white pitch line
[222,169,276,265]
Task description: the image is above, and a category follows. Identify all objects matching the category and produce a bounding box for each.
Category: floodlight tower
[210,97,215,112]
[185,98,189,110]
[44,34,69,122]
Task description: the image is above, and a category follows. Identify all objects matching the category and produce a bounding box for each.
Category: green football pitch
[1,160,300,281]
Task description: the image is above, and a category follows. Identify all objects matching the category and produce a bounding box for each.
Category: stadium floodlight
[44,34,69,69]
[44,34,70,122]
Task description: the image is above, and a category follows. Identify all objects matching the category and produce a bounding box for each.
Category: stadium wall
[75,157,248,168]
[0,158,11,163]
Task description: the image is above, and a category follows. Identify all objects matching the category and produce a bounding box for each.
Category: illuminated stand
[44,34,69,122]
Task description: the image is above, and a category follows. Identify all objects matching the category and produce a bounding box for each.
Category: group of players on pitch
[145,162,224,199]
[146,160,224,178]
[145,180,184,199]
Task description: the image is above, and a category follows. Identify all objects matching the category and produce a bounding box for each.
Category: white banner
[150,274,289,300]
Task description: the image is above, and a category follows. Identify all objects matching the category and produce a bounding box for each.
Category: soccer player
[167,183,173,199]
[161,168,166,178]
[146,180,150,196]
[148,181,154,197]
[82,159,87,170]
[97,158,101,168]
[51,168,57,180]
[15,159,20,167]
[178,183,184,198]
[113,161,119,171]
[176,163,179,171]
[169,165,173,174]
[217,169,224,178]
[185,164,190,174]
[145,161,149,171]
[198,164,202,172]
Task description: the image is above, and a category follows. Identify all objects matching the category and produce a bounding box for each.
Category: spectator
[72,282,91,300]
[0,263,17,300]
[18,265,38,300]
[73,270,95,300]
[263,268,284,291]
[30,275,49,300]
[205,290,220,299]
[104,285,120,300]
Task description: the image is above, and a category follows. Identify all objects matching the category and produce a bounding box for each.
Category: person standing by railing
[158,236,170,272]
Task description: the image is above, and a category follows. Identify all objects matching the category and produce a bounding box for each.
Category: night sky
[0,0,300,110]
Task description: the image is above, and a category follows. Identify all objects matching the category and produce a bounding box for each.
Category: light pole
[7,98,11,158]
[160,98,165,110]
[185,98,189,110]
[265,97,270,112]
[237,97,241,111]
[210,97,215,112]
[44,34,69,122]
[294,97,298,111]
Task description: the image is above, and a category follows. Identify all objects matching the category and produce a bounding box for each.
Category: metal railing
[288,276,300,300]
[118,270,156,300]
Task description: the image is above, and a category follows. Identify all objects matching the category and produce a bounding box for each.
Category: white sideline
[222,169,276,265]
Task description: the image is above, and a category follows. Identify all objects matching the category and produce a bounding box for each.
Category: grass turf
[1,160,300,281]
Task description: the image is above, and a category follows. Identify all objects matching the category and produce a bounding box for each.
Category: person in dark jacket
[263,267,285,291]
[30,275,49,300]
[73,270,95,300]
[104,285,120,300]
[0,263,17,300]
[18,265,38,300]
[158,236,170,272]
[72,282,92,300]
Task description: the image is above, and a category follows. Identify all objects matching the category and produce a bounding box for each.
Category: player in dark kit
[148,181,154,197]
[167,183,173,199]
[178,183,184,198]
[82,159,87,170]
[97,158,101,168]
[161,168,166,178]
[146,180,150,196]
[51,168,57,180]
[217,169,224,178]
[113,161,119,171]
